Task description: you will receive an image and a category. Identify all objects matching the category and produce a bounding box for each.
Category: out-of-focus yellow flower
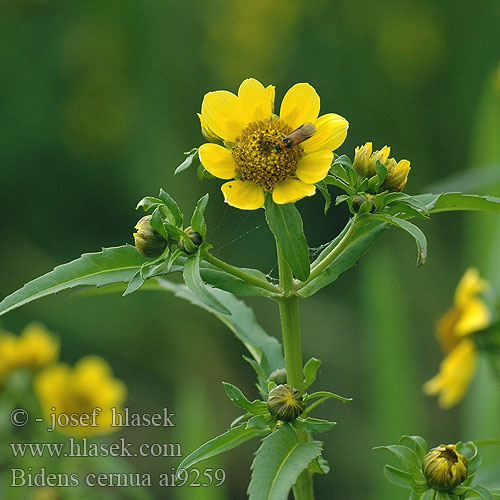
[34,356,126,437]
[353,142,411,192]
[424,268,490,408]
[16,323,60,369]
[0,323,59,384]
[198,78,349,209]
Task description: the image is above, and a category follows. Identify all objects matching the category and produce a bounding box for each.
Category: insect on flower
[275,122,317,151]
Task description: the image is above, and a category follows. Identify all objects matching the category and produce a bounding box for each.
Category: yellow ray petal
[302,113,349,154]
[272,178,316,204]
[280,83,320,131]
[423,339,477,409]
[238,78,273,123]
[221,180,265,210]
[454,298,490,337]
[266,85,275,114]
[201,90,247,143]
[295,150,333,184]
[454,267,488,308]
[198,143,237,179]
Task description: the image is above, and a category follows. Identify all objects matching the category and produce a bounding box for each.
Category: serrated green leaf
[153,278,284,371]
[247,423,323,500]
[264,197,310,281]
[303,358,321,389]
[415,192,500,214]
[191,193,209,238]
[159,188,184,227]
[383,465,415,489]
[174,148,199,175]
[183,252,231,315]
[291,417,336,434]
[298,219,388,297]
[308,456,330,475]
[222,382,269,415]
[0,245,149,317]
[370,213,427,267]
[177,423,268,473]
[315,180,331,214]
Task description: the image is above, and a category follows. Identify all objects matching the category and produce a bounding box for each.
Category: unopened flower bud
[381,158,411,192]
[267,384,304,422]
[178,227,203,253]
[352,142,373,178]
[368,145,391,177]
[133,216,167,257]
[268,368,287,385]
[422,444,468,491]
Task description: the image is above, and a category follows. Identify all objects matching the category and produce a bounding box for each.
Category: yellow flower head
[0,323,59,384]
[198,78,349,209]
[424,268,491,408]
[34,356,127,437]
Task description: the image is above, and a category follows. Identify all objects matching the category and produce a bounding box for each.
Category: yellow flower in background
[0,323,59,384]
[16,323,60,369]
[424,268,491,408]
[198,78,349,209]
[35,356,126,437]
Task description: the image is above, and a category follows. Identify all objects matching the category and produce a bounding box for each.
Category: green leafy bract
[191,193,209,238]
[247,423,323,500]
[174,147,199,175]
[222,382,269,415]
[303,358,321,389]
[264,197,310,281]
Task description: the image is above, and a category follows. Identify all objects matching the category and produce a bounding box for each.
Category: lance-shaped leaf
[0,245,148,317]
[415,192,500,214]
[248,423,323,500]
[291,417,336,434]
[370,213,427,267]
[264,197,310,281]
[177,423,269,473]
[183,252,231,315]
[383,465,416,490]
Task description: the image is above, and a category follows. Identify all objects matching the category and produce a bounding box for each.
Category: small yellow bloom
[424,268,490,408]
[34,356,126,437]
[198,78,349,209]
[0,323,59,384]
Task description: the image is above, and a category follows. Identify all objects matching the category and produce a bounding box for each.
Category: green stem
[276,244,314,500]
[297,214,360,290]
[205,253,280,294]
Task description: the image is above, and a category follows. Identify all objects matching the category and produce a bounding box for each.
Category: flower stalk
[276,244,315,500]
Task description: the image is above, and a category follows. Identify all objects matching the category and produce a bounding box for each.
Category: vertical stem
[276,244,315,500]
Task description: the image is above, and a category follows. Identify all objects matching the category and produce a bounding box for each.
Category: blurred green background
[1,0,500,498]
